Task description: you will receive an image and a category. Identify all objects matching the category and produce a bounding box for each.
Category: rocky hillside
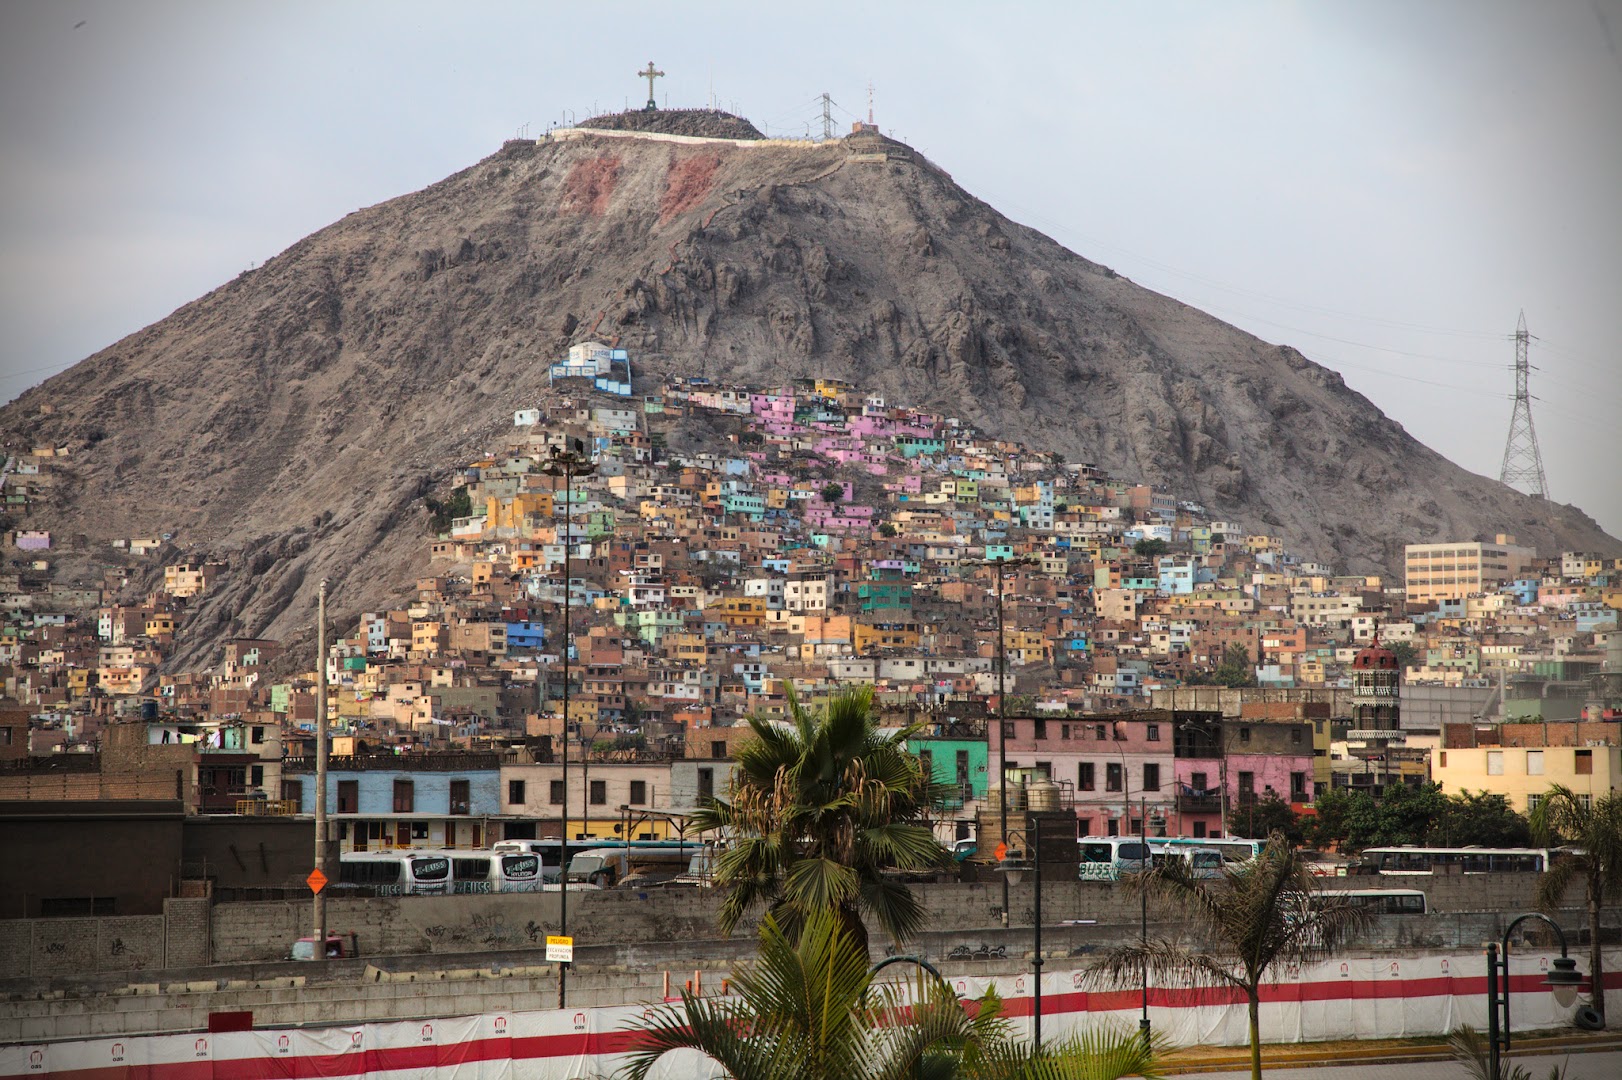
[5,115,1616,668]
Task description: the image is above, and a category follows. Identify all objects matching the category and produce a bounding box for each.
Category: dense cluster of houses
[3,347,1620,871]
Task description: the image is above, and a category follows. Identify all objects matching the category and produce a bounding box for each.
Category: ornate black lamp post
[1485,912,1584,1079]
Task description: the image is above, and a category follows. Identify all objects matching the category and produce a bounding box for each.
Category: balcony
[235,798,300,816]
[1177,793,1222,814]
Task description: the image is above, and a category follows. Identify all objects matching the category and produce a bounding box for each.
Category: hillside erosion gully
[3,875,1616,1042]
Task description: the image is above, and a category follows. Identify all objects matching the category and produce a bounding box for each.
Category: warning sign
[545,935,574,963]
[994,842,1008,862]
[306,869,328,895]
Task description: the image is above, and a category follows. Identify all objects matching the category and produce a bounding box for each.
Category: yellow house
[1433,744,1619,814]
[852,622,920,653]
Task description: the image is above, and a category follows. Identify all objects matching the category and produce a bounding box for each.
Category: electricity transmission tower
[820,93,834,140]
[1497,310,1547,498]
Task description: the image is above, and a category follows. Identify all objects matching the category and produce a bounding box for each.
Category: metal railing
[234,798,299,816]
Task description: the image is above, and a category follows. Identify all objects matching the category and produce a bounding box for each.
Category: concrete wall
[0,871,1581,982]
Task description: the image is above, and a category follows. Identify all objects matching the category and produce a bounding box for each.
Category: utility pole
[312,579,329,961]
[820,92,834,140]
[1498,310,1547,498]
[544,440,594,1010]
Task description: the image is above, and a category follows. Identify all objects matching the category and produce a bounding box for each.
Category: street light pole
[312,579,329,962]
[1032,816,1043,1052]
[543,439,594,1010]
[978,553,1036,922]
[1140,794,1150,1048]
[1485,912,1584,1080]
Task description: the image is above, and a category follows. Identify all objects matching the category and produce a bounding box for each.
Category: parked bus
[1146,840,1226,877]
[1312,889,1430,916]
[337,851,454,896]
[1077,837,1151,881]
[1355,846,1561,876]
[1149,836,1267,866]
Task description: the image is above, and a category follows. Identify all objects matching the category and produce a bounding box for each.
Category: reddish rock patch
[562,156,621,215]
[659,153,721,224]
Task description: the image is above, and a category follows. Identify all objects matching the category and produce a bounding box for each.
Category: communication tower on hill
[1497,310,1548,499]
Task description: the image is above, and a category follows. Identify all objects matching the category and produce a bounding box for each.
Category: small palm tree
[691,685,949,953]
[1530,785,1622,1026]
[620,909,1163,1080]
[1087,835,1371,1080]
[1446,1025,1568,1080]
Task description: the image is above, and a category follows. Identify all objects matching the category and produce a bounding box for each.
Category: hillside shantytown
[2,345,1619,906]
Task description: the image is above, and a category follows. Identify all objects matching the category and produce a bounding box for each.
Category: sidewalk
[1157,1028,1622,1074]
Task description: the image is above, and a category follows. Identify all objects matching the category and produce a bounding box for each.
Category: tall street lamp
[542,438,594,1010]
[1000,818,1044,1051]
[1485,912,1584,1079]
[971,552,1038,921]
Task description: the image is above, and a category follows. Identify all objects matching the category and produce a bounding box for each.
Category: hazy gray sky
[3,1,1618,538]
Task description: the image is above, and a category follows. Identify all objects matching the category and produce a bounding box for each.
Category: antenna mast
[1497,310,1548,498]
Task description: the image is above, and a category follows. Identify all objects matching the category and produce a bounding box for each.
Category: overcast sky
[3,1,1618,539]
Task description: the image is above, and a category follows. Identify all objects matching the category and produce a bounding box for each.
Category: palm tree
[1087,835,1372,1080]
[691,684,949,953]
[621,909,1163,1080]
[1530,784,1622,1026]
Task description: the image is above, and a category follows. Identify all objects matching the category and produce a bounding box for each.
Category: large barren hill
[6,117,1616,668]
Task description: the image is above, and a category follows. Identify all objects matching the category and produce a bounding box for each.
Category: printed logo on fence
[493,1016,508,1033]
[29,1049,44,1071]
[573,1013,587,1031]
[546,934,574,963]
[349,1031,363,1049]
[421,1023,434,1042]
[111,1043,125,1063]
[277,1034,291,1054]
[194,1038,209,1057]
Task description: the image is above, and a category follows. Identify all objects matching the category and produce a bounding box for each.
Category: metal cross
[638,61,664,110]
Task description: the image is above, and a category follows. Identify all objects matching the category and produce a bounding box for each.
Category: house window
[1077,818,1092,836]
[630,780,647,805]
[1034,719,1047,740]
[411,822,429,840]
[1290,772,1307,799]
[1193,821,1207,838]
[1061,723,1070,740]
[508,780,526,805]
[1487,751,1504,776]
[449,779,470,815]
[549,780,565,804]
[1291,728,1302,744]
[1142,763,1160,791]
[1526,751,1544,775]
[919,749,933,779]
[251,726,265,744]
[1526,793,1543,814]
[251,764,264,787]
[1239,727,1251,744]
[337,780,358,814]
[1238,771,1255,795]
[956,750,969,786]
[1576,749,1593,775]
[1146,724,1160,742]
[1095,724,1106,741]
[1079,762,1095,791]
[1105,763,1122,792]
[590,780,606,805]
[393,779,415,813]
[1191,771,1209,793]
[1107,818,1119,836]
[1003,722,1016,740]
[711,740,727,759]
[697,767,715,805]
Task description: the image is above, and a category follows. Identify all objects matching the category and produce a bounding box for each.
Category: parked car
[287,932,358,960]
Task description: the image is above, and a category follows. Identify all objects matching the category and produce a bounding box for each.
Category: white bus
[1356,846,1561,876]
[1313,888,1430,916]
[1146,840,1226,877]
[337,851,454,896]
[1149,836,1266,865]
[1077,837,1151,881]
